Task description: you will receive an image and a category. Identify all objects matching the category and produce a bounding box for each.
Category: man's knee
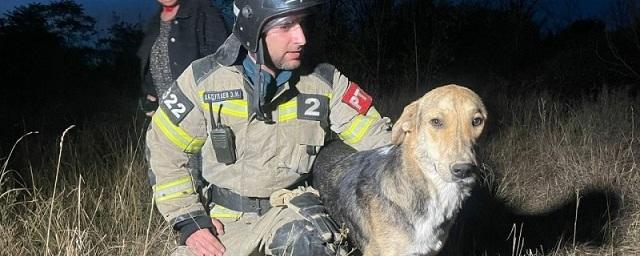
[171,245,195,256]
[268,219,347,256]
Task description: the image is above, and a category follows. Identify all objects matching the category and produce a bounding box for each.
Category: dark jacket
[137,0,228,97]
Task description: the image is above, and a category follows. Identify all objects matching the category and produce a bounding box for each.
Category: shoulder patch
[159,83,194,125]
[342,82,372,115]
[192,55,220,86]
[311,63,335,88]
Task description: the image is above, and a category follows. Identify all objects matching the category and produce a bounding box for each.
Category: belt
[207,183,272,216]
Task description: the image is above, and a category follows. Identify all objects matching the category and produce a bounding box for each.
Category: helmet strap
[252,38,271,122]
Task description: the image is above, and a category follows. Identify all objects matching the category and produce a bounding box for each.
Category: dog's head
[391,84,487,184]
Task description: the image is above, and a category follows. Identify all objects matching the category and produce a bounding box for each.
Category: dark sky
[0,0,615,31]
[0,0,158,30]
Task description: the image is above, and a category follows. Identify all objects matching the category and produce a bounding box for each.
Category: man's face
[263,15,307,70]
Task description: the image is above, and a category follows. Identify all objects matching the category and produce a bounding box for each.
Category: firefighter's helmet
[233,0,326,53]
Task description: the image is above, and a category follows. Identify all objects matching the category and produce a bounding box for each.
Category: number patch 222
[160,85,194,125]
[297,94,329,121]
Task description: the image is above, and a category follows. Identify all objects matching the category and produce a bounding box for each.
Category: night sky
[0,0,615,31]
[0,0,158,30]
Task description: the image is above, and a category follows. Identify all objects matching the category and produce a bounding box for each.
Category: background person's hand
[141,94,158,117]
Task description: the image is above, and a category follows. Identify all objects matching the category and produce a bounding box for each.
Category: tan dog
[313,84,487,255]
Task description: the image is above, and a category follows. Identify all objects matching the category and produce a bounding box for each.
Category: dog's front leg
[363,202,410,256]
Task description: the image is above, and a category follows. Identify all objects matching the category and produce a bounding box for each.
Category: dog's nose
[451,163,475,179]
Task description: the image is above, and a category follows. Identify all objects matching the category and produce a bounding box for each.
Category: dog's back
[313,141,404,250]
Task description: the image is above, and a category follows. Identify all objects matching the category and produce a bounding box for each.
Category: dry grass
[0,119,176,255]
[443,87,640,255]
[0,87,638,255]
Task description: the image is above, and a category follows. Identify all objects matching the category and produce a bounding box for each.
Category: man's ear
[391,100,418,145]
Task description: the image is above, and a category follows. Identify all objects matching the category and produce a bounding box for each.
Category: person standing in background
[138,0,228,115]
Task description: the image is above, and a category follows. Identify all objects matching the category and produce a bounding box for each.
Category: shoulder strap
[311,63,335,88]
[192,55,221,86]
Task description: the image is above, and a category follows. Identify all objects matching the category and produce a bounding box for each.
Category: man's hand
[211,218,225,236]
[185,218,226,256]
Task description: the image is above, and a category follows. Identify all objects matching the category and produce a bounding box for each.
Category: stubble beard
[273,58,301,71]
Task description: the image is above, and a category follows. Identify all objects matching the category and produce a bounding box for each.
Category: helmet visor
[262,0,321,11]
[262,13,308,34]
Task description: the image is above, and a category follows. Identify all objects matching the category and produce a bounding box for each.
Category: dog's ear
[391,100,418,145]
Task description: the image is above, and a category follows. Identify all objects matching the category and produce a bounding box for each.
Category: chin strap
[252,38,271,122]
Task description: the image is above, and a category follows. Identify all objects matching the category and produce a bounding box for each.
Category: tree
[95,18,144,95]
[0,0,97,149]
[601,0,640,83]
[2,0,95,46]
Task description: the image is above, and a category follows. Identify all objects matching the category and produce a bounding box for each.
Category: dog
[312,84,487,256]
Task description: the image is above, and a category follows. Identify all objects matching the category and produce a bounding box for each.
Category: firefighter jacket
[146,35,392,225]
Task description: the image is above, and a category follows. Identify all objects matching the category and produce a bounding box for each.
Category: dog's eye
[430,118,443,128]
[472,117,483,127]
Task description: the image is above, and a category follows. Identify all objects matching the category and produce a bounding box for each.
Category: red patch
[341,82,373,115]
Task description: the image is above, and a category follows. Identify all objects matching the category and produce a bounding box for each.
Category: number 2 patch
[341,82,372,114]
[160,85,194,125]
[297,94,329,121]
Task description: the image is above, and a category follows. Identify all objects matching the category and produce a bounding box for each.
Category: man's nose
[291,24,306,46]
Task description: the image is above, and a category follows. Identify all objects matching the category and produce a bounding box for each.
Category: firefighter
[146,0,392,255]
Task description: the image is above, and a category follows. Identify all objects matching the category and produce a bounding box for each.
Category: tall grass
[470,87,640,255]
[0,86,638,255]
[0,119,175,255]
[488,89,638,207]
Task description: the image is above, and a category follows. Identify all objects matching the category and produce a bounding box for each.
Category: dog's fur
[313,84,487,256]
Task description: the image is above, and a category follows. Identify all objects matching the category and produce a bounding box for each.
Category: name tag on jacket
[203,89,244,103]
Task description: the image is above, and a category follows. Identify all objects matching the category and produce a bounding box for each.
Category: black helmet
[233,0,326,53]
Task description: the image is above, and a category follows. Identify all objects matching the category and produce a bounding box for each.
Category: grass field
[1,86,638,255]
